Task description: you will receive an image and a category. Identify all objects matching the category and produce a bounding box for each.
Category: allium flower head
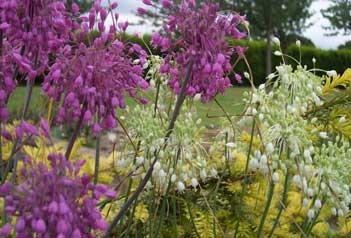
[149,0,246,102]
[43,1,149,132]
[0,153,116,238]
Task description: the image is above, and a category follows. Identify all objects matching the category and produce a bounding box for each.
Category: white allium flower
[258,113,264,121]
[339,116,346,123]
[274,51,283,56]
[259,84,265,90]
[326,70,337,77]
[252,108,257,116]
[154,161,161,171]
[303,198,309,207]
[338,209,344,217]
[293,174,301,185]
[272,37,280,45]
[331,207,337,216]
[191,178,199,188]
[177,181,185,192]
[272,172,279,184]
[158,169,166,178]
[171,174,177,182]
[296,40,301,47]
[260,155,268,164]
[314,199,322,209]
[200,169,207,180]
[266,143,274,154]
[319,132,328,139]
[249,158,259,170]
[307,209,315,219]
[312,57,316,64]
[244,72,250,79]
[307,188,314,197]
[194,93,202,101]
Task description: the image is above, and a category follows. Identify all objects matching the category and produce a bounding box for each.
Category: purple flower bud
[0,107,9,121]
[0,182,12,196]
[48,201,59,213]
[100,9,107,21]
[72,3,79,14]
[235,73,242,83]
[2,129,13,141]
[0,223,11,236]
[111,2,118,9]
[72,229,82,238]
[161,0,171,8]
[118,21,128,31]
[15,127,24,140]
[92,123,101,136]
[59,202,70,215]
[96,219,107,231]
[104,189,117,199]
[83,110,92,124]
[137,7,148,15]
[35,219,46,233]
[57,220,68,234]
[22,121,39,136]
[40,118,51,139]
[142,0,152,6]
[16,218,25,232]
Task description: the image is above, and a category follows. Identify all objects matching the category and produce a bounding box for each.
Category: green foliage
[66,0,93,13]
[338,40,351,49]
[321,0,351,36]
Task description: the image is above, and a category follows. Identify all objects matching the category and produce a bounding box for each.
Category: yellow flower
[135,203,149,223]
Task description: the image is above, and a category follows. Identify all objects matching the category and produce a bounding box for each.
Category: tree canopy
[322,0,351,36]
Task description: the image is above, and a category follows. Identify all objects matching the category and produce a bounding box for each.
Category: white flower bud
[272,172,279,184]
[194,93,202,101]
[307,188,314,197]
[331,207,337,216]
[338,209,344,217]
[307,209,315,219]
[154,161,161,171]
[296,40,301,47]
[260,155,268,164]
[272,37,280,46]
[293,175,301,185]
[258,113,264,121]
[177,181,185,192]
[249,158,259,170]
[200,169,207,180]
[303,198,309,207]
[267,73,276,80]
[266,142,274,154]
[244,72,250,79]
[274,51,283,56]
[327,70,337,77]
[210,168,218,177]
[314,199,322,209]
[171,174,177,182]
[191,178,199,188]
[312,58,316,64]
[339,116,346,123]
[158,169,166,178]
[259,84,265,90]
[319,132,328,139]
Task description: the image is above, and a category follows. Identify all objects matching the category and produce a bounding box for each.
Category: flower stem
[65,109,85,160]
[93,132,101,185]
[234,116,256,237]
[257,182,275,238]
[104,59,194,237]
[268,171,290,238]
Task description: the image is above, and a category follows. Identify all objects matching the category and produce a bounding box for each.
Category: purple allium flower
[0,0,75,122]
[43,2,149,132]
[150,0,246,102]
[0,153,116,238]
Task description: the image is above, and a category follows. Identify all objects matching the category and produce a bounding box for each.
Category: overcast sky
[105,0,350,49]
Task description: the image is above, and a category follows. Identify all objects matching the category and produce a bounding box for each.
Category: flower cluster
[43,2,149,133]
[0,153,116,237]
[0,0,75,121]
[146,0,246,102]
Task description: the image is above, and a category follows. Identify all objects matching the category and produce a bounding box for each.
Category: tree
[222,0,314,74]
[66,0,93,13]
[338,40,351,49]
[321,0,351,36]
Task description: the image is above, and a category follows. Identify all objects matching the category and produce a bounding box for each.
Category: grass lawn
[8,86,249,126]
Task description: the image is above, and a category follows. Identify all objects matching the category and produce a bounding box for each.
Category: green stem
[93,132,101,185]
[234,117,256,237]
[268,170,290,238]
[257,182,275,238]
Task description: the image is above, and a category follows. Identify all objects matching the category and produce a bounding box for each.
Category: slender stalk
[154,80,161,118]
[104,59,194,237]
[268,171,290,238]
[257,182,275,238]
[65,109,85,160]
[234,117,256,237]
[93,132,101,185]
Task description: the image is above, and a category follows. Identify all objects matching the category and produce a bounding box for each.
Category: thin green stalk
[65,108,85,160]
[234,117,256,238]
[124,199,139,237]
[93,132,101,185]
[171,195,179,238]
[186,201,202,238]
[257,182,275,238]
[268,171,290,238]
